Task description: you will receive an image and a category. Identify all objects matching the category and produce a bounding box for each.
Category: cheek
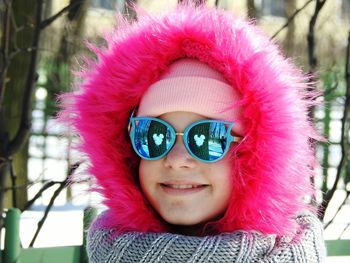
[211,159,234,196]
[210,156,233,176]
[138,160,160,202]
[138,160,147,178]
[139,160,152,189]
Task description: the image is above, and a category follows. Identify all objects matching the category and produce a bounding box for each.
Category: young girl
[61,3,326,262]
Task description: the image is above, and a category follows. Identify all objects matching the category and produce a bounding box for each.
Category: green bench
[1,208,349,262]
[1,208,97,263]
[326,239,350,257]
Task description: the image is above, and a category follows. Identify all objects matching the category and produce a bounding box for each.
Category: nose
[163,135,197,169]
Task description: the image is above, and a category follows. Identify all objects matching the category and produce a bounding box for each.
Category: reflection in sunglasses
[129,117,242,163]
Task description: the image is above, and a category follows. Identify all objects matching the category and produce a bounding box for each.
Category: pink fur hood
[61,4,322,235]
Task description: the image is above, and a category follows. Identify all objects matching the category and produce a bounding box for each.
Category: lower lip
[160,184,208,195]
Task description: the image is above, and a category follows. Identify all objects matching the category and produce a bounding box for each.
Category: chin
[163,213,215,227]
[165,218,199,226]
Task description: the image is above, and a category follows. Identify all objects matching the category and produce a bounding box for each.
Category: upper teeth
[168,185,199,189]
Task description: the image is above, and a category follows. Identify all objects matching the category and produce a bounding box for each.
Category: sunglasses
[128,116,242,163]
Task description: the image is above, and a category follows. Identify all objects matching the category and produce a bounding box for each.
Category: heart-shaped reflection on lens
[153,133,164,146]
[194,134,205,147]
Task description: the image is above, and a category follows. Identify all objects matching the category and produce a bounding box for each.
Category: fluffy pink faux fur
[60,4,323,235]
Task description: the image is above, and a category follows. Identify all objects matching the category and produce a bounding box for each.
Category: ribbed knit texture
[87,212,326,263]
[137,59,243,134]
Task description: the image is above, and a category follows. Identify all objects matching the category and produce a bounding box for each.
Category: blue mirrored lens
[187,122,229,161]
[133,119,172,158]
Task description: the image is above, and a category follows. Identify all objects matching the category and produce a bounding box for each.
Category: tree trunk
[0,0,42,241]
[123,0,138,21]
[283,0,296,57]
[247,0,257,19]
[178,0,207,6]
[1,0,40,210]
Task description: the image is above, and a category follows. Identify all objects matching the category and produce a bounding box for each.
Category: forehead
[158,111,208,131]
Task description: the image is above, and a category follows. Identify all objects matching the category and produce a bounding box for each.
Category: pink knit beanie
[137,58,243,134]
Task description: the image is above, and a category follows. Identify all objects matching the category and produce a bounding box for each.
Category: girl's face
[139,111,233,230]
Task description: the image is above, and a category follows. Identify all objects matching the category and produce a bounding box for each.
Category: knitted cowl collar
[87,212,326,263]
[61,4,323,235]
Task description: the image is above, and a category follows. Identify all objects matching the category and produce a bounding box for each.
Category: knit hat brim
[137,59,244,134]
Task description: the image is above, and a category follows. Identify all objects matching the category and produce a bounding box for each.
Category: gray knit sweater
[87,213,326,262]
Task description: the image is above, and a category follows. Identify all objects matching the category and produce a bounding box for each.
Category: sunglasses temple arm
[233,136,242,143]
[128,109,137,132]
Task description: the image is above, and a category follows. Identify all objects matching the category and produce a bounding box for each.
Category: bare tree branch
[0,178,74,211]
[29,178,68,247]
[0,0,24,103]
[321,31,350,219]
[307,0,327,71]
[9,158,17,207]
[28,162,80,247]
[271,0,314,39]
[39,0,84,30]
[339,222,350,238]
[22,181,60,211]
[0,0,12,110]
[123,0,138,21]
[246,0,257,19]
[178,0,207,6]
[324,191,350,229]
[0,181,34,192]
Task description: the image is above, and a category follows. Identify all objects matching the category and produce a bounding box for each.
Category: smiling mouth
[161,184,207,189]
[160,183,209,194]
